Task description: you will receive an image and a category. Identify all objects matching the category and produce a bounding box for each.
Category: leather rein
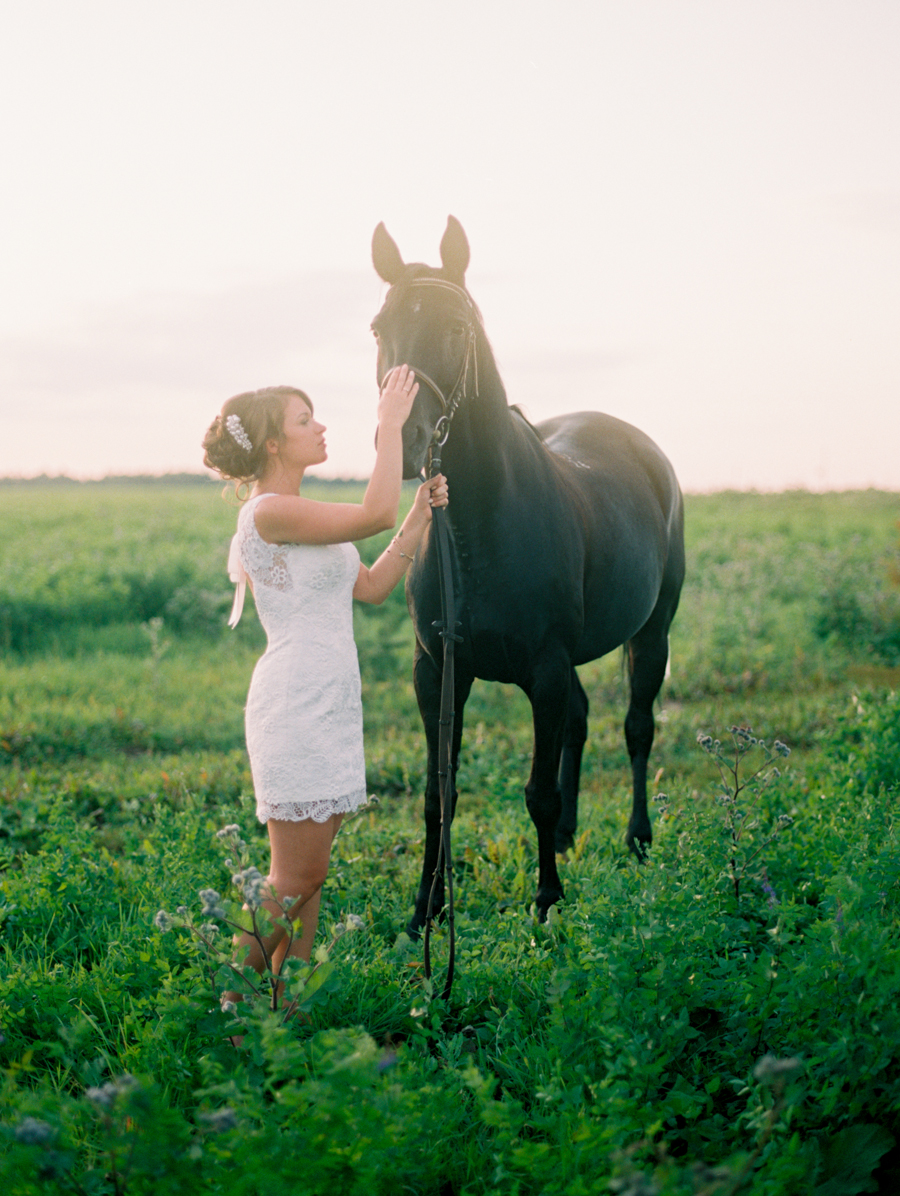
[389,276,479,1000]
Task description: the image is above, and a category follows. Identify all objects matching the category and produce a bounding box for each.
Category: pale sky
[2,0,899,490]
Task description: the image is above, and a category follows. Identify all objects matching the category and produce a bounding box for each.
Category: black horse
[371,216,685,933]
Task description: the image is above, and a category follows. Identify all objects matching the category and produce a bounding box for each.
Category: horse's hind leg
[525,653,570,919]
[624,620,671,857]
[555,667,588,853]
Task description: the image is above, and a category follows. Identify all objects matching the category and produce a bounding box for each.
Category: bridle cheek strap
[387,277,481,452]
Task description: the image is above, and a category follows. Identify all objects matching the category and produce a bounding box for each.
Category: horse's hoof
[535,884,565,922]
[535,899,563,925]
[626,834,652,862]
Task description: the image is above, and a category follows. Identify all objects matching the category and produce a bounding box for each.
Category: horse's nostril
[400,422,429,479]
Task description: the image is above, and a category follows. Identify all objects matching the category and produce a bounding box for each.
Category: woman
[201,365,447,992]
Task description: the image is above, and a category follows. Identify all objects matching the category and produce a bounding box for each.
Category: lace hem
[257,791,369,824]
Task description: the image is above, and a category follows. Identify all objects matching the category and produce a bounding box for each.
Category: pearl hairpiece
[225,414,253,453]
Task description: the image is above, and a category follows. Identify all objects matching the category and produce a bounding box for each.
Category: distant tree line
[0,473,369,487]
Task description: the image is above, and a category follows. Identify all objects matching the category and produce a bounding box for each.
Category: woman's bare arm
[353,474,448,604]
[255,366,418,545]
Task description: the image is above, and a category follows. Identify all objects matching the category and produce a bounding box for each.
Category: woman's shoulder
[237,491,277,526]
[242,491,275,509]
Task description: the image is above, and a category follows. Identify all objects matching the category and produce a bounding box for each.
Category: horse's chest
[410,545,490,634]
[411,532,570,685]
[456,541,493,605]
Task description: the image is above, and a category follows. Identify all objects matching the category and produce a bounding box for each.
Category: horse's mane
[509,404,542,440]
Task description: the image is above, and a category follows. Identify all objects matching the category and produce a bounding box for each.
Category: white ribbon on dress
[227,534,247,628]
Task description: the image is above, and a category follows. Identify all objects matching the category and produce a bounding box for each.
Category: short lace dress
[227,493,368,824]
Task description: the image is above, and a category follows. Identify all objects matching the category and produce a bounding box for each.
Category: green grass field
[1,481,899,1194]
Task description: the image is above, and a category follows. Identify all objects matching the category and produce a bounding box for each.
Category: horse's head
[371,216,481,478]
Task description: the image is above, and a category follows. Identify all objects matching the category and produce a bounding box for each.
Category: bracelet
[391,535,416,563]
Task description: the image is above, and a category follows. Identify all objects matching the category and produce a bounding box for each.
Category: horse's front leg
[407,646,471,939]
[525,655,570,920]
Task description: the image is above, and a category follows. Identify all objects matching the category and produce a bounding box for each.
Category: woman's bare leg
[224,813,343,1007]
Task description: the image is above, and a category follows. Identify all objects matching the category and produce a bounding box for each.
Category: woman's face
[275,395,327,470]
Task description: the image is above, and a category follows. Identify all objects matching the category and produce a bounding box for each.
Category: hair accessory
[225,414,253,453]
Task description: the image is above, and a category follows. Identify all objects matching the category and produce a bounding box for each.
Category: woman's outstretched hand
[414,473,449,520]
[378,364,419,429]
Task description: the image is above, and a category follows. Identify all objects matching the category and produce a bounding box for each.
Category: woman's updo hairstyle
[202,386,313,486]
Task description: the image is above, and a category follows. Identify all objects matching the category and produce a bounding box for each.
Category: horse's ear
[372,222,406,284]
[439,215,470,284]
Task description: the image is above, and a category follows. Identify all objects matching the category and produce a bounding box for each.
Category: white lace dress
[227,493,368,824]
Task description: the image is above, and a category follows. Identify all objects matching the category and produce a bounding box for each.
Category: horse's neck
[442,382,537,523]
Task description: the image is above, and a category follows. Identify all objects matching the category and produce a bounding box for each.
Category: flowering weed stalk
[153,824,354,1031]
[695,727,794,903]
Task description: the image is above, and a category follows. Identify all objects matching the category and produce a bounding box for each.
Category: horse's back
[538,411,681,512]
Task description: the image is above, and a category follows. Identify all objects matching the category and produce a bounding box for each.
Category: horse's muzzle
[401,421,430,479]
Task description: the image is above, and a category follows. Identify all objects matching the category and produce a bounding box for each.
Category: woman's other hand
[377,364,419,429]
[414,473,449,520]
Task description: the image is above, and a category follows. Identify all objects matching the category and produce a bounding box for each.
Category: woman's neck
[252,465,305,497]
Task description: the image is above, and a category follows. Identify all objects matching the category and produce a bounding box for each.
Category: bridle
[381,276,481,451]
[380,275,479,999]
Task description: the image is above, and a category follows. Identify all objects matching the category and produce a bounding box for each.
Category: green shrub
[822,689,900,798]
